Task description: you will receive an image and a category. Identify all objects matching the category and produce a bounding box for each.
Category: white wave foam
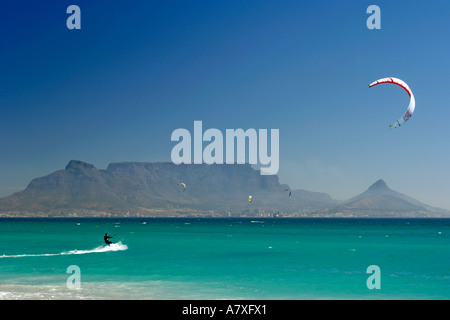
[0,241,128,259]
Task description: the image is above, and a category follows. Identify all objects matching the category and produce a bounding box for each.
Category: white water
[0,241,128,258]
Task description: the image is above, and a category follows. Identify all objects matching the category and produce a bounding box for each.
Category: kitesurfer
[104,233,114,245]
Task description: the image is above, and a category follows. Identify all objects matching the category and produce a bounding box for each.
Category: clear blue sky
[1,0,450,208]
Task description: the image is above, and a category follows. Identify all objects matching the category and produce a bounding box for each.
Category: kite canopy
[369,77,415,129]
[177,182,186,191]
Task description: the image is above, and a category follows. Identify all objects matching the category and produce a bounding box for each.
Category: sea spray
[0,241,128,258]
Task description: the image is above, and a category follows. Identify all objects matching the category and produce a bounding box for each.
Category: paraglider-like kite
[177,182,187,191]
[369,77,415,129]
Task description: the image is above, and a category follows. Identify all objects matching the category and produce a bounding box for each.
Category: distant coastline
[0,161,449,218]
[0,209,449,218]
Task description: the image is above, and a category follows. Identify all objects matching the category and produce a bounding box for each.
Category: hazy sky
[1,0,450,209]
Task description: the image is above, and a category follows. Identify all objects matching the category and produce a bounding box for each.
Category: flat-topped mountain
[0,162,447,217]
[0,160,337,216]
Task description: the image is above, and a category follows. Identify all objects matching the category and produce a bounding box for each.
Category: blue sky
[1,0,450,208]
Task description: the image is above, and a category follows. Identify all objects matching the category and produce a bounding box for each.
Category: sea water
[0,218,449,299]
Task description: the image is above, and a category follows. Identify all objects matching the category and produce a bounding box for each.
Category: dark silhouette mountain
[0,160,337,216]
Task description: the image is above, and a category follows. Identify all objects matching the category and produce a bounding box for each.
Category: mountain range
[0,160,447,217]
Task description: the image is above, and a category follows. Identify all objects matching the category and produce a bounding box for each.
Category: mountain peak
[327,178,430,215]
[65,160,96,171]
[368,179,389,191]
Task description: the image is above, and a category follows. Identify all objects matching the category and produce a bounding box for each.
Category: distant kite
[369,77,415,129]
[177,182,187,191]
[248,196,252,202]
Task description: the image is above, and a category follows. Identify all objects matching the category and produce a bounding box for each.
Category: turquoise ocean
[0,218,449,300]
